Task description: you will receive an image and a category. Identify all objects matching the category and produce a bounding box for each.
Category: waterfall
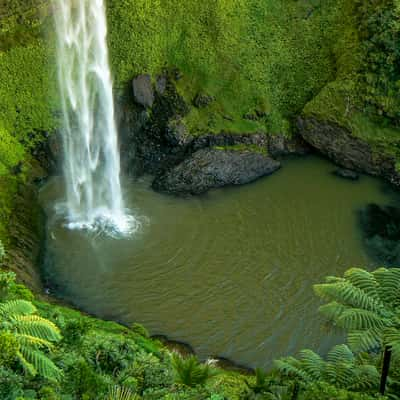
[53,0,133,234]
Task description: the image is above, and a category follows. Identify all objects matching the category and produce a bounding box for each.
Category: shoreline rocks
[333,168,359,181]
[297,117,400,187]
[152,148,281,195]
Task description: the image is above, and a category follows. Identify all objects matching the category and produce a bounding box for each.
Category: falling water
[53,0,133,234]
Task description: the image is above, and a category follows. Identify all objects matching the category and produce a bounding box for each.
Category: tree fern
[314,267,400,394]
[314,268,400,352]
[0,299,37,317]
[0,298,62,380]
[275,344,379,392]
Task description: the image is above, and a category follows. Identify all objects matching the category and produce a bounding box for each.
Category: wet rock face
[359,204,400,266]
[152,148,281,195]
[132,74,155,108]
[297,117,400,187]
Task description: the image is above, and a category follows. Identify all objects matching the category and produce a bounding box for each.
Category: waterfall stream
[53,0,133,234]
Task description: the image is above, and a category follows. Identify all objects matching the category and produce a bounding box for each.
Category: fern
[106,386,139,400]
[171,353,218,387]
[0,298,62,380]
[275,344,379,391]
[19,345,61,380]
[314,267,400,355]
[0,299,37,317]
[314,267,400,395]
[12,315,62,342]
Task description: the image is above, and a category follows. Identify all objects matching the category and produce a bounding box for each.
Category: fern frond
[324,361,355,387]
[20,345,61,381]
[16,349,36,376]
[318,301,347,324]
[107,385,138,400]
[15,333,54,349]
[0,300,36,318]
[337,308,386,331]
[274,357,312,382]
[13,315,62,342]
[350,364,380,390]
[345,268,379,300]
[374,268,400,307]
[347,328,382,352]
[384,328,400,359]
[298,349,324,380]
[315,281,384,313]
[326,344,354,364]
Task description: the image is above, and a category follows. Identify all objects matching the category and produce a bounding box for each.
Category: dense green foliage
[1,257,399,399]
[0,296,62,380]
[314,267,400,397]
[304,0,400,156]
[275,345,380,391]
[357,0,400,125]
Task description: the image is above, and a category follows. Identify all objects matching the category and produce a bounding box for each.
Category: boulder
[333,168,359,180]
[193,93,215,108]
[359,204,400,266]
[132,74,154,108]
[152,148,281,195]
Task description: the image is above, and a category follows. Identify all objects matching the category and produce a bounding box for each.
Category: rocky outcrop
[132,74,154,108]
[297,117,400,187]
[119,72,309,192]
[152,148,281,195]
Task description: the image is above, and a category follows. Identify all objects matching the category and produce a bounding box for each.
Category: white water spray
[53,0,133,234]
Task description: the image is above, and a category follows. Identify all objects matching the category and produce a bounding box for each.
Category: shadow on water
[39,155,400,368]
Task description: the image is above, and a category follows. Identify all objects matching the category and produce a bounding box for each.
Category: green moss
[107,0,349,136]
[303,0,400,164]
[0,39,58,139]
[213,144,268,155]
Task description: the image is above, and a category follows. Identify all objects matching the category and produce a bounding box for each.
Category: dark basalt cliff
[118,73,309,195]
[297,117,400,187]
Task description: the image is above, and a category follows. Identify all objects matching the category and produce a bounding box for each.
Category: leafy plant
[0,299,62,380]
[106,385,139,400]
[171,354,218,388]
[275,344,379,392]
[314,267,400,394]
[244,368,287,399]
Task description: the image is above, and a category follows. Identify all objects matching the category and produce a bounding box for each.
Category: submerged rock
[152,148,281,195]
[359,204,400,266]
[333,168,359,180]
[132,74,154,108]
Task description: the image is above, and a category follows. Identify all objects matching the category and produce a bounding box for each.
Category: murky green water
[40,156,395,368]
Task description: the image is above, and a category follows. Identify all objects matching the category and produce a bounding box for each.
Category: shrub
[0,331,19,368]
[357,0,400,125]
[299,382,385,400]
[171,354,218,388]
